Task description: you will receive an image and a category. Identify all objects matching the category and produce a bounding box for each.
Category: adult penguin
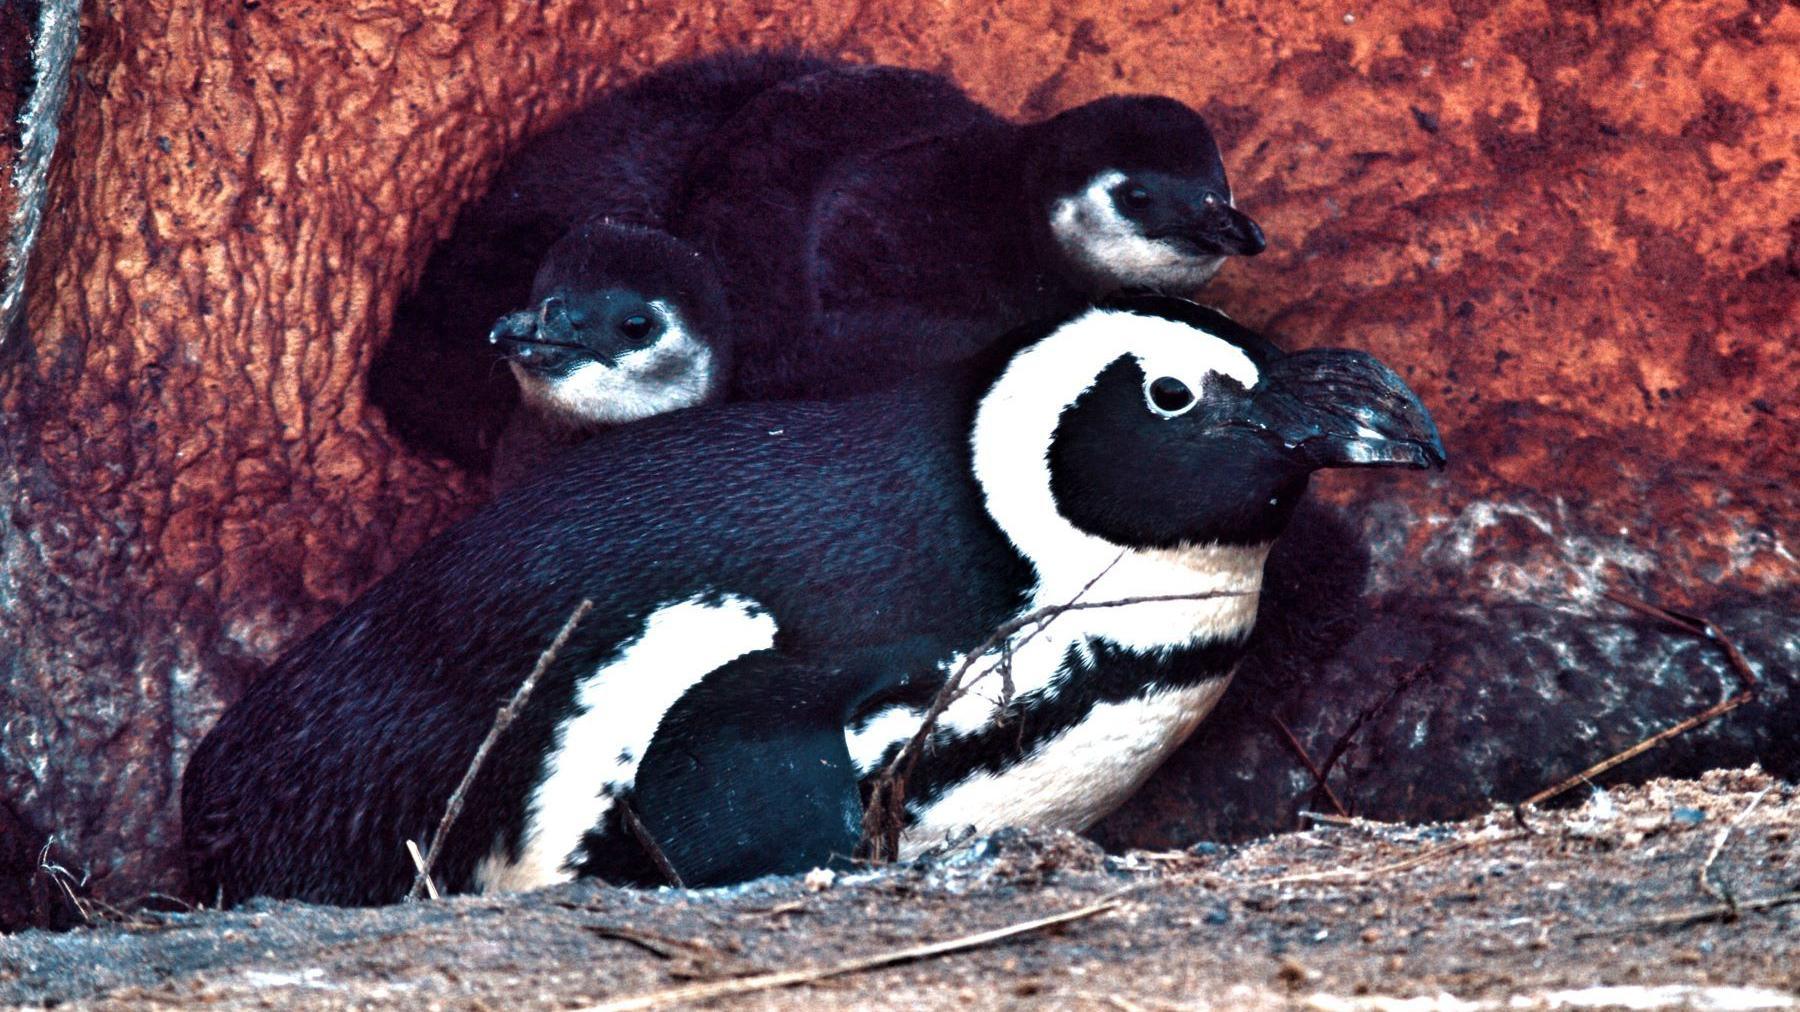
[183,296,1439,906]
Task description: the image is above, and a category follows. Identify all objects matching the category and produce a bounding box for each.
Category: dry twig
[1524,587,1759,808]
[33,839,178,931]
[1697,785,1774,914]
[860,577,1250,861]
[1582,891,1800,937]
[616,797,686,889]
[1269,715,1350,818]
[1248,830,1521,889]
[577,892,1126,1012]
[404,840,439,901]
[406,599,595,901]
[587,924,764,979]
[1298,811,1388,829]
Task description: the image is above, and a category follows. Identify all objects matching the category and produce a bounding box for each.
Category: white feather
[899,678,1234,855]
[511,300,716,426]
[1049,170,1227,292]
[474,594,776,893]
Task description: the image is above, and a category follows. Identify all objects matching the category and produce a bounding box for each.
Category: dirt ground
[0,768,1793,1011]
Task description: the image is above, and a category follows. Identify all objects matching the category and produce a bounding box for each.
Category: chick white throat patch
[511,300,716,426]
[1050,170,1228,292]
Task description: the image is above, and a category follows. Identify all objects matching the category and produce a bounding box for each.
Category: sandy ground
[0,768,1793,1011]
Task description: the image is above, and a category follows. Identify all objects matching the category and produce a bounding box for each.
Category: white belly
[897,674,1234,857]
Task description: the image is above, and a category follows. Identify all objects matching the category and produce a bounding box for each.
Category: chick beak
[1245,348,1447,471]
[1175,197,1266,257]
[485,298,616,367]
[1210,204,1266,256]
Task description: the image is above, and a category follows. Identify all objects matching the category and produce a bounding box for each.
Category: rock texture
[0,0,1793,928]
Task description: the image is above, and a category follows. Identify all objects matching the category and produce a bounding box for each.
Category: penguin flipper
[632,641,942,888]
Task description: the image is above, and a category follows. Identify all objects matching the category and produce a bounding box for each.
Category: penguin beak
[1243,348,1447,471]
[1205,204,1267,257]
[1155,201,1267,257]
[486,302,616,367]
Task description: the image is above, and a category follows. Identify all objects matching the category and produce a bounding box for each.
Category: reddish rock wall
[0,0,1793,923]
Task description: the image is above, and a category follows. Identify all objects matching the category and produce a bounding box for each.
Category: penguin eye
[1145,376,1196,416]
[618,314,654,344]
[1122,184,1153,209]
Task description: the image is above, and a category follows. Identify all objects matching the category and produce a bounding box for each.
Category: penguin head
[972,296,1444,564]
[1025,96,1265,295]
[488,221,730,427]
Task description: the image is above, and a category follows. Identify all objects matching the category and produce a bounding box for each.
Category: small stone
[1276,956,1316,987]
[802,867,835,891]
[1343,12,1357,23]
[1360,927,1382,944]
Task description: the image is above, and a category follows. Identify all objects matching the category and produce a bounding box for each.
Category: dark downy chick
[369,51,834,469]
[485,221,728,489]
[676,69,1265,399]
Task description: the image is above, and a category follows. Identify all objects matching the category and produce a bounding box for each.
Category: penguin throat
[509,303,718,427]
[1030,540,1269,653]
[1047,170,1224,294]
[968,309,1268,650]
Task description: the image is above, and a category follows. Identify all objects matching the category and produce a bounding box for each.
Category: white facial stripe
[511,301,716,426]
[474,593,777,894]
[1049,169,1226,292]
[971,305,1266,638]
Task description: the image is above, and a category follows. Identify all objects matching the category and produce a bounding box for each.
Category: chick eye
[1146,376,1196,416]
[1122,184,1153,209]
[618,314,654,344]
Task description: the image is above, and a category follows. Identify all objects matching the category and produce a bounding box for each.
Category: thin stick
[1523,588,1759,808]
[1299,811,1396,830]
[577,894,1124,1012]
[405,840,439,901]
[1314,662,1429,793]
[1584,890,1800,936]
[1248,831,1517,888]
[860,585,1250,860]
[406,599,595,901]
[616,797,685,889]
[991,552,1127,712]
[587,924,766,979]
[1269,715,1350,818]
[1698,785,1773,913]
